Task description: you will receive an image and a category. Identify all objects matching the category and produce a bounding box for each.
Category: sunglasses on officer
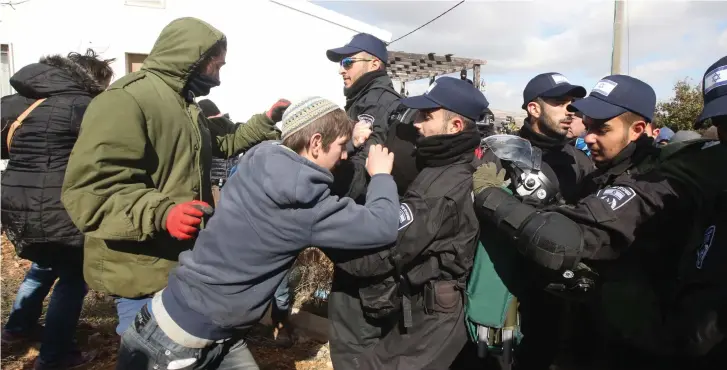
[340,57,373,69]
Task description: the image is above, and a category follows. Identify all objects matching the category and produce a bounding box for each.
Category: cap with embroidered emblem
[522,72,586,109]
[568,74,656,122]
[696,55,727,125]
[399,77,489,121]
[326,33,388,64]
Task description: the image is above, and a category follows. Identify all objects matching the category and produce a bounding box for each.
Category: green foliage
[654,78,704,131]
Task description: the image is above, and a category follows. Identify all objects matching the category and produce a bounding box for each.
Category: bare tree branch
[1,0,30,10]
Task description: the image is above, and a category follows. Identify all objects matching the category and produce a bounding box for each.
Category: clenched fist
[366,144,394,176]
[266,99,291,123]
[352,121,373,148]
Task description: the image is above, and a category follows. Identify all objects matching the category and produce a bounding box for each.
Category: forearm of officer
[474,187,584,271]
[551,176,686,260]
[474,184,679,269]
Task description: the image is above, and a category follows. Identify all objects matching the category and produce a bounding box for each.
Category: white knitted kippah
[280,97,342,140]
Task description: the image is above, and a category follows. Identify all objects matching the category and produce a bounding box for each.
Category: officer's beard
[538,113,570,138]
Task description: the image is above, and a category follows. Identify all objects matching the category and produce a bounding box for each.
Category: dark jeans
[114,297,152,335]
[4,256,87,364]
[116,305,259,370]
[270,270,291,324]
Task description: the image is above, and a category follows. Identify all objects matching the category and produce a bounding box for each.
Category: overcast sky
[314,0,727,113]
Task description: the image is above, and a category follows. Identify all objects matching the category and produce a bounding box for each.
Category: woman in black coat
[1,49,113,369]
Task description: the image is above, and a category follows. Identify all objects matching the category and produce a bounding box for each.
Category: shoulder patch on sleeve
[696,225,716,269]
[702,141,720,150]
[357,114,375,126]
[399,203,414,230]
[596,186,636,211]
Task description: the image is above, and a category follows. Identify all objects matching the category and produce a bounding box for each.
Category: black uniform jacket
[331,70,402,202]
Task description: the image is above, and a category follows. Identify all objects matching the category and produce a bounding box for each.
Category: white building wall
[0,0,391,120]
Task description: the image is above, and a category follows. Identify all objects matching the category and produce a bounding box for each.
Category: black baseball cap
[326,33,388,64]
[696,55,727,125]
[400,77,489,121]
[522,72,586,109]
[569,74,656,123]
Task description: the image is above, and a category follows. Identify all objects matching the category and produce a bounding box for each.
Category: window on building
[124,0,165,8]
[1,44,14,97]
[126,53,149,74]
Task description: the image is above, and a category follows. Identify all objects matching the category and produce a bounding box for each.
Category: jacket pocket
[359,275,401,320]
[424,280,462,314]
[105,240,161,265]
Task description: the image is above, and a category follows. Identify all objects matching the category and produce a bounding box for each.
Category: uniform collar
[589,135,657,185]
[519,118,569,151]
[344,70,391,109]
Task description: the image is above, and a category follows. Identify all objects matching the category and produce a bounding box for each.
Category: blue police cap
[522,72,586,109]
[655,126,674,143]
[326,33,388,64]
[400,77,489,121]
[569,75,656,122]
[696,55,727,124]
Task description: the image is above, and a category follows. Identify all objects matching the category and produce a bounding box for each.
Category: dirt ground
[0,234,333,370]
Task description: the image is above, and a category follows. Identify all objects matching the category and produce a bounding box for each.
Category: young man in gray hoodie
[114,97,400,370]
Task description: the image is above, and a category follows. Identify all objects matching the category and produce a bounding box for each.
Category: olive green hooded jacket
[61,17,280,298]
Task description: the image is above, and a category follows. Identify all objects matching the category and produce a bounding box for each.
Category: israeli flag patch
[592,79,618,97]
[551,74,570,85]
[426,81,438,94]
[399,203,414,230]
[704,65,727,94]
[357,114,375,125]
[696,225,716,269]
[596,186,636,211]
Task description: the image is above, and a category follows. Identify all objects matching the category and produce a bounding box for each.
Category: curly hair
[66,48,115,87]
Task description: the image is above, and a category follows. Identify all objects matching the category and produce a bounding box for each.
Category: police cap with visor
[399,77,490,121]
[696,55,727,126]
[326,33,389,65]
[522,72,587,109]
[568,74,656,123]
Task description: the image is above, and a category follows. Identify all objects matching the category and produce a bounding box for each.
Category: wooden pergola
[386,51,487,92]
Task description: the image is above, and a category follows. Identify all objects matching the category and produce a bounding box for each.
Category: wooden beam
[386,51,487,83]
[390,51,486,66]
[389,58,483,71]
[392,66,466,83]
[473,64,481,90]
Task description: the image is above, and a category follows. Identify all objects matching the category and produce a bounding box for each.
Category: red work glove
[165,200,214,240]
[266,99,291,123]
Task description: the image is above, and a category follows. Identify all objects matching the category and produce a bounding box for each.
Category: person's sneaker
[1,324,44,345]
[33,350,97,370]
[272,321,294,348]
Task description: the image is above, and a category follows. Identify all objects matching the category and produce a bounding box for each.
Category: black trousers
[328,272,468,370]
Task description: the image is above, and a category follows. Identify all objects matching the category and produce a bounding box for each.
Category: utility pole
[611,0,626,75]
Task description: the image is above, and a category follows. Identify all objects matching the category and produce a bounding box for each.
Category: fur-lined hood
[9,54,106,98]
